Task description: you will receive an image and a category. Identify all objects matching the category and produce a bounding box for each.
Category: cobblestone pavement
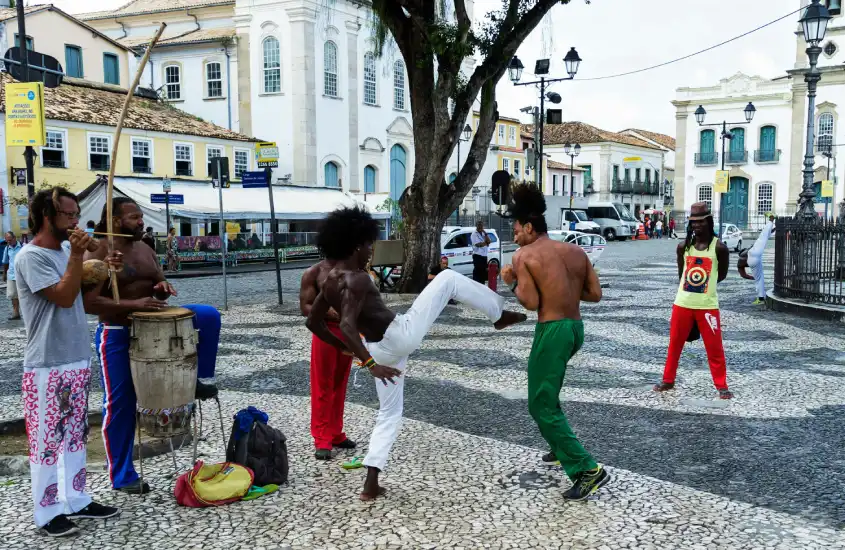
[1,239,844,549]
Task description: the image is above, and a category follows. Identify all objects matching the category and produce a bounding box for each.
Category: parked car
[719,223,743,252]
[562,209,601,234]
[441,226,502,276]
[585,202,638,241]
[547,230,607,265]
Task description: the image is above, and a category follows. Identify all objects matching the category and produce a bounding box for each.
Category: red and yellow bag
[175,461,254,507]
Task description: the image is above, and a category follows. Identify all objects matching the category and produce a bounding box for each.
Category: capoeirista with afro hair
[317,206,381,260]
[510,183,548,234]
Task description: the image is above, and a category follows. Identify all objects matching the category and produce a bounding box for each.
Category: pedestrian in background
[655,219,663,239]
[668,217,677,239]
[166,227,179,272]
[3,231,23,320]
[141,227,156,251]
[470,221,491,284]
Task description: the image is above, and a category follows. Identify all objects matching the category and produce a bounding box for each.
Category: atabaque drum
[128,307,198,438]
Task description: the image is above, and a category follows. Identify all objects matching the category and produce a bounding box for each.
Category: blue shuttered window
[103,53,119,85]
[325,162,339,187]
[364,165,376,193]
[65,46,83,78]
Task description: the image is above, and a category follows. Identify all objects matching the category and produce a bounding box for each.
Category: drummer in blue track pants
[83,198,221,494]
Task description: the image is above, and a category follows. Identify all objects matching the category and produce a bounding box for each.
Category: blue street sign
[150,193,184,205]
[242,170,268,188]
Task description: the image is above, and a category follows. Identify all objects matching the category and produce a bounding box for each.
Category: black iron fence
[774,216,845,306]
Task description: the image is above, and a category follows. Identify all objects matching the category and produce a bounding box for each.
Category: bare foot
[494,310,527,330]
[360,486,387,501]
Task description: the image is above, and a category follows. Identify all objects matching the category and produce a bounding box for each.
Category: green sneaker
[752,298,765,305]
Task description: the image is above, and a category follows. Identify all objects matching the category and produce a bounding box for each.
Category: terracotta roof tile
[76,0,234,21]
[619,128,676,150]
[547,160,586,171]
[0,5,52,22]
[120,27,235,48]
[0,73,258,142]
[522,121,661,150]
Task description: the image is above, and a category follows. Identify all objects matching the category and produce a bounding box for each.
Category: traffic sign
[256,141,279,168]
[151,193,183,205]
[162,178,171,193]
[242,170,268,188]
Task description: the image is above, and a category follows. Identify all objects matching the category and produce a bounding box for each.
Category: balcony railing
[694,152,718,166]
[611,178,633,194]
[631,181,660,195]
[724,150,748,165]
[754,149,781,163]
[664,194,675,205]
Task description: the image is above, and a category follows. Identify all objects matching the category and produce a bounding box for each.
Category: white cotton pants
[22,360,93,527]
[362,270,505,471]
[747,221,774,299]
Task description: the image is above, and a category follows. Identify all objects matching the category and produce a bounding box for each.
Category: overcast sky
[52,0,800,137]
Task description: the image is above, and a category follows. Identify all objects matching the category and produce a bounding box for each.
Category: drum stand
[196,395,227,454]
[136,407,199,492]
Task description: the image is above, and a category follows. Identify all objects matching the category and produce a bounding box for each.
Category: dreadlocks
[684,216,716,252]
[96,197,137,233]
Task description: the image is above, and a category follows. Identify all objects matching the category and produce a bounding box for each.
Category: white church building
[79,0,477,208]
[673,0,845,228]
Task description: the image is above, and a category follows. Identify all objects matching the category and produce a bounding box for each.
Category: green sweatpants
[527,318,597,481]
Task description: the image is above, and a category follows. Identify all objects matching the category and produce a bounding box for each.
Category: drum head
[130,307,195,321]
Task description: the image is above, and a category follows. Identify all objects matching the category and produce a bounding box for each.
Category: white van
[585,202,638,241]
[562,209,601,234]
[441,226,501,276]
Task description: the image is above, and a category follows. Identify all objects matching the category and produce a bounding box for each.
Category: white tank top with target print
[675,237,719,310]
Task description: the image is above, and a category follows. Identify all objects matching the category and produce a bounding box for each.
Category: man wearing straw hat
[83,197,222,495]
[16,188,122,536]
[653,202,734,399]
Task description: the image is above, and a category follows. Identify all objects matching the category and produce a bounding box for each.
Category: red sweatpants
[310,324,353,450]
[662,305,728,390]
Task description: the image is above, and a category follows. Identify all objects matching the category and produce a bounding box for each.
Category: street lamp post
[798,0,833,218]
[693,101,756,239]
[822,144,842,219]
[455,124,472,226]
[509,48,582,194]
[563,142,581,216]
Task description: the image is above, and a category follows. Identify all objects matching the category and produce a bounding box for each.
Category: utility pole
[16,0,35,201]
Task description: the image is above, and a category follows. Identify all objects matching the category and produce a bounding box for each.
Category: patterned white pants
[22,360,93,527]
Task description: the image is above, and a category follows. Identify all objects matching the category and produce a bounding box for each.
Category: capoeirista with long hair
[317,206,381,261]
[96,197,137,233]
[683,216,716,252]
[509,183,548,234]
[28,187,79,236]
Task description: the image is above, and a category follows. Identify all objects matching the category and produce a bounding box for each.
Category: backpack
[225,416,289,487]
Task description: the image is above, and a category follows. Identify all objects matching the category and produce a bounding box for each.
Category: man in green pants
[501,184,609,501]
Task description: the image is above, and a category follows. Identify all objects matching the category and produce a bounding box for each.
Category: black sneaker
[42,515,80,537]
[542,451,560,464]
[562,466,611,501]
[115,479,151,495]
[68,502,120,520]
[195,381,219,400]
[333,439,357,450]
[315,449,333,460]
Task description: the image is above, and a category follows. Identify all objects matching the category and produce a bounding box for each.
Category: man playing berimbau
[83,197,222,494]
[306,206,526,500]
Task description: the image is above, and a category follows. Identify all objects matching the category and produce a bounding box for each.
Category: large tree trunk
[370,0,575,292]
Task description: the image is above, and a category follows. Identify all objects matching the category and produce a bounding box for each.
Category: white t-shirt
[471,231,489,257]
[656,221,663,230]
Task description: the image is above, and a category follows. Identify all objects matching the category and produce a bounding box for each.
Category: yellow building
[1,73,259,234]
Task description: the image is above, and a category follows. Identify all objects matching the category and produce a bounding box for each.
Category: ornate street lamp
[509,48,582,193]
[797,0,833,218]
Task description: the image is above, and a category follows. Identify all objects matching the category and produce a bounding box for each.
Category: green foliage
[376,197,405,237]
[8,180,69,207]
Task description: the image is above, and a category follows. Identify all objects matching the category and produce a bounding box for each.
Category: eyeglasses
[57,209,81,220]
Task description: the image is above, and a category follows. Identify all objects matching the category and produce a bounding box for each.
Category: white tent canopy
[79,177,389,233]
